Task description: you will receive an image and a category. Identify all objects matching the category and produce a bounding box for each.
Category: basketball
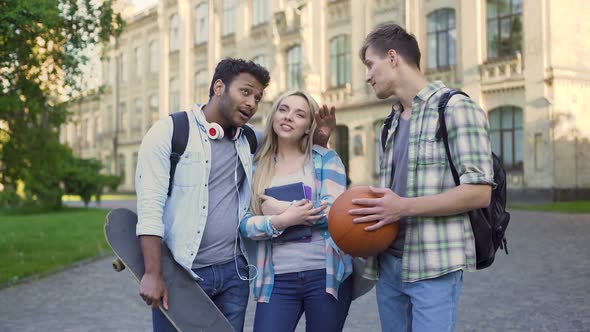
[328,186,399,257]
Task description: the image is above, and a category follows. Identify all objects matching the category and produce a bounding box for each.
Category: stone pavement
[1,208,589,331]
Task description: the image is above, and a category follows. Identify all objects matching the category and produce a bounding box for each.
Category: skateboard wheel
[112,258,126,272]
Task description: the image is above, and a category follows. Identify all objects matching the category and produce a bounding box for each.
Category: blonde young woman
[240,90,353,332]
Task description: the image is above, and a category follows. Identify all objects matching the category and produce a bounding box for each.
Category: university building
[62,0,590,201]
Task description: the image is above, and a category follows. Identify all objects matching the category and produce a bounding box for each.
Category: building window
[252,54,268,70]
[330,35,351,88]
[427,8,456,69]
[96,113,102,135]
[149,40,158,73]
[84,118,91,145]
[134,46,142,78]
[170,14,180,51]
[195,70,208,102]
[489,106,523,170]
[119,102,128,132]
[120,53,128,82]
[118,154,126,183]
[195,2,209,44]
[223,0,237,36]
[487,0,523,60]
[149,94,159,126]
[107,106,113,133]
[105,156,112,174]
[287,45,303,89]
[170,78,179,114]
[332,125,350,183]
[252,0,268,26]
[134,98,142,129]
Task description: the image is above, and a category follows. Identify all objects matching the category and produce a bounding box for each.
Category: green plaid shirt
[365,81,494,282]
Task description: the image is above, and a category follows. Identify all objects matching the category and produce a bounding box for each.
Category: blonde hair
[250,90,319,215]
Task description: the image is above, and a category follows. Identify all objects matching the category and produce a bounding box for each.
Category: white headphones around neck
[195,105,242,141]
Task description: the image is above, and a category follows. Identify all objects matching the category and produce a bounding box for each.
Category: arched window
[287,45,303,89]
[486,0,522,59]
[489,106,523,170]
[170,14,179,51]
[427,8,456,69]
[330,35,351,88]
[195,2,208,44]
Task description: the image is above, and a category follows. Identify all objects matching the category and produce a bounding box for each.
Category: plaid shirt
[240,145,353,302]
[366,81,494,282]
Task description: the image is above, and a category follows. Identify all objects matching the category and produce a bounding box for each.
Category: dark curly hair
[209,58,271,97]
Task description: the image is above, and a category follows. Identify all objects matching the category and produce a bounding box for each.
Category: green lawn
[509,201,590,214]
[0,208,111,286]
[62,194,136,202]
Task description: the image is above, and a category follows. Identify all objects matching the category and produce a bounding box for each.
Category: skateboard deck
[104,208,234,332]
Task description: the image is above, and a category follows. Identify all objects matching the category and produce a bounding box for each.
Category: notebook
[264,182,313,243]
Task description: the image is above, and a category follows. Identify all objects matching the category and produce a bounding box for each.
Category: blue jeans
[253,269,353,332]
[376,254,463,332]
[152,256,250,332]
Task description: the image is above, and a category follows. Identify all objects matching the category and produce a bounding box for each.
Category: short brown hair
[359,23,421,70]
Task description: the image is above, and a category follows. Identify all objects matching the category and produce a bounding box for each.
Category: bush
[63,157,122,207]
[0,189,22,209]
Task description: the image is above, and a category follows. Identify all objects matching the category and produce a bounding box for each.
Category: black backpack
[435,89,510,270]
[167,111,258,196]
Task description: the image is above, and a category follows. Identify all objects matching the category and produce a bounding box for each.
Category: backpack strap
[242,125,258,155]
[435,89,469,187]
[168,112,190,196]
[380,105,396,152]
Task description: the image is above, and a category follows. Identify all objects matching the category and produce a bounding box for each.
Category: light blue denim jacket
[135,104,256,280]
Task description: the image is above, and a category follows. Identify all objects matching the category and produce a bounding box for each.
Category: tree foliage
[0,0,124,209]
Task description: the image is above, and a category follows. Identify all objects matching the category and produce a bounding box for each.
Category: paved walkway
[1,207,589,331]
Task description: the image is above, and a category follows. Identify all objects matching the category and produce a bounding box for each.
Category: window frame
[170,14,180,52]
[489,106,523,171]
[486,0,523,60]
[329,35,352,88]
[427,8,456,70]
[195,2,209,44]
[252,0,268,26]
[223,0,237,36]
[287,45,303,90]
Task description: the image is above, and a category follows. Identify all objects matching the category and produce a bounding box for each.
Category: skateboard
[104,208,234,332]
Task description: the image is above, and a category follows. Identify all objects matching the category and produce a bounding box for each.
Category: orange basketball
[328,186,398,257]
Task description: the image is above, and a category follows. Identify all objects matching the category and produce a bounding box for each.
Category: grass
[509,201,590,214]
[0,208,111,286]
[62,194,136,202]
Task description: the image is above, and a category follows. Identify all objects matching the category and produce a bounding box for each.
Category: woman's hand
[260,194,291,216]
[272,200,327,230]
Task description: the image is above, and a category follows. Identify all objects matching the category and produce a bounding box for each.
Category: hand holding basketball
[328,186,398,257]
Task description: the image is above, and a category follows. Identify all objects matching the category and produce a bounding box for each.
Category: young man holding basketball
[351,24,494,331]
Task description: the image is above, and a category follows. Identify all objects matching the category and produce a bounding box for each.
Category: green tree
[0,0,124,209]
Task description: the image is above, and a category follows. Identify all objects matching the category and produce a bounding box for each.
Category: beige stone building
[62,0,590,201]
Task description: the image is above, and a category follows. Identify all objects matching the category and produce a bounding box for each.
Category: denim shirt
[135,104,255,280]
